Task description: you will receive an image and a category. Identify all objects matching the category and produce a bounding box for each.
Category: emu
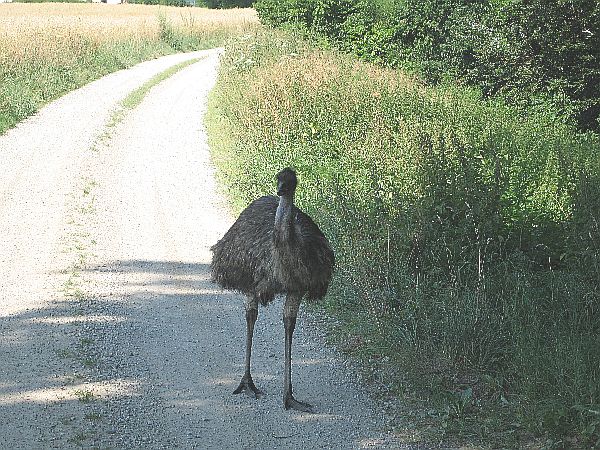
[210,168,334,412]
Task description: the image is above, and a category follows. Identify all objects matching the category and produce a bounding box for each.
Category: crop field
[0,3,259,134]
[0,3,258,68]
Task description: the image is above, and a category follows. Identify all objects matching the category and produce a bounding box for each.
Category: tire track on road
[1,46,407,449]
[0,49,219,449]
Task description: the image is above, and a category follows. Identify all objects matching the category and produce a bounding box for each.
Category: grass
[206,29,600,447]
[122,57,203,110]
[105,56,204,128]
[74,389,96,403]
[0,3,259,135]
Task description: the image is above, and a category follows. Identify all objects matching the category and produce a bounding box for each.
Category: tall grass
[0,3,258,135]
[207,30,600,445]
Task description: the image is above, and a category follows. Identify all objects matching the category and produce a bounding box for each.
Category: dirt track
[0,49,406,448]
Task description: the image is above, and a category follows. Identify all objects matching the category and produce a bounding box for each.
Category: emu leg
[233,298,262,398]
[283,295,313,412]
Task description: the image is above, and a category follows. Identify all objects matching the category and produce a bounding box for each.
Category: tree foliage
[204,0,253,8]
[254,0,600,131]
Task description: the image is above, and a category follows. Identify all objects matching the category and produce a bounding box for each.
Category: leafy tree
[205,0,253,8]
[255,0,600,131]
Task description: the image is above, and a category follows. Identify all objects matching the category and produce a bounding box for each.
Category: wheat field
[0,3,259,134]
[0,3,258,67]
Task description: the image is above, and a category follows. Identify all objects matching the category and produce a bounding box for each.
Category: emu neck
[274,193,295,244]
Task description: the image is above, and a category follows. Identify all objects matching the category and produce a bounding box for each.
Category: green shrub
[441,0,600,131]
[255,0,600,132]
[204,0,253,8]
[255,0,355,34]
[207,30,600,443]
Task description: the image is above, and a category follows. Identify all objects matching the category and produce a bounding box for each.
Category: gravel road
[0,49,408,449]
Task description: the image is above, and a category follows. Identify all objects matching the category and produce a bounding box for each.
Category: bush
[441,0,600,131]
[204,0,253,8]
[207,30,600,443]
[255,0,600,132]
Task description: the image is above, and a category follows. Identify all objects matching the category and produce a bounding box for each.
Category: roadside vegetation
[206,28,600,447]
[254,0,600,134]
[0,3,258,135]
[5,1,598,446]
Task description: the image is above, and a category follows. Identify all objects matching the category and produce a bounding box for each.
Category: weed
[68,430,95,445]
[207,29,600,445]
[64,373,86,385]
[59,415,76,425]
[56,348,75,359]
[74,389,95,403]
[81,358,97,369]
[83,180,97,196]
[84,412,102,422]
[447,387,474,420]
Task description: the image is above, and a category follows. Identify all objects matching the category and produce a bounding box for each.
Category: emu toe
[233,375,263,399]
[284,394,313,413]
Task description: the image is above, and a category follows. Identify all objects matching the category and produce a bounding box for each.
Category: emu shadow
[1,259,403,448]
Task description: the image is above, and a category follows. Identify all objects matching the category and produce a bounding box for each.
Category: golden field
[0,3,259,67]
[0,3,259,135]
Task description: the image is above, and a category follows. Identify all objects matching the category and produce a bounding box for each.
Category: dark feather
[211,192,334,306]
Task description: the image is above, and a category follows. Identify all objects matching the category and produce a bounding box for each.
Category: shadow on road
[0,259,404,449]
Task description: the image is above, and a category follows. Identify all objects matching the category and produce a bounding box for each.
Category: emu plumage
[210,168,334,412]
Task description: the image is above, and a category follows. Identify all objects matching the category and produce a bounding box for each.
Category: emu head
[276,168,297,196]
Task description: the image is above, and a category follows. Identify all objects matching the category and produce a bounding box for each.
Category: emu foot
[284,393,313,413]
[233,375,263,399]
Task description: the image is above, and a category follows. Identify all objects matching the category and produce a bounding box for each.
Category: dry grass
[0,3,258,67]
[0,3,259,135]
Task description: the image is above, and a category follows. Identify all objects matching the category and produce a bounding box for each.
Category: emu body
[210,168,334,412]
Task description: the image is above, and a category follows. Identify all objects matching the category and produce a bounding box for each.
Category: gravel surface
[0,49,411,449]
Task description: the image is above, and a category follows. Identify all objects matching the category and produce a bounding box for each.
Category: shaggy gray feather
[211,180,334,306]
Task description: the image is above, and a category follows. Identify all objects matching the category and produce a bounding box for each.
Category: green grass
[74,389,96,403]
[0,40,169,135]
[102,56,204,136]
[121,57,203,110]
[206,29,600,447]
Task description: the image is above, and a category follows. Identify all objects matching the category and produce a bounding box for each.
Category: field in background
[0,3,258,134]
